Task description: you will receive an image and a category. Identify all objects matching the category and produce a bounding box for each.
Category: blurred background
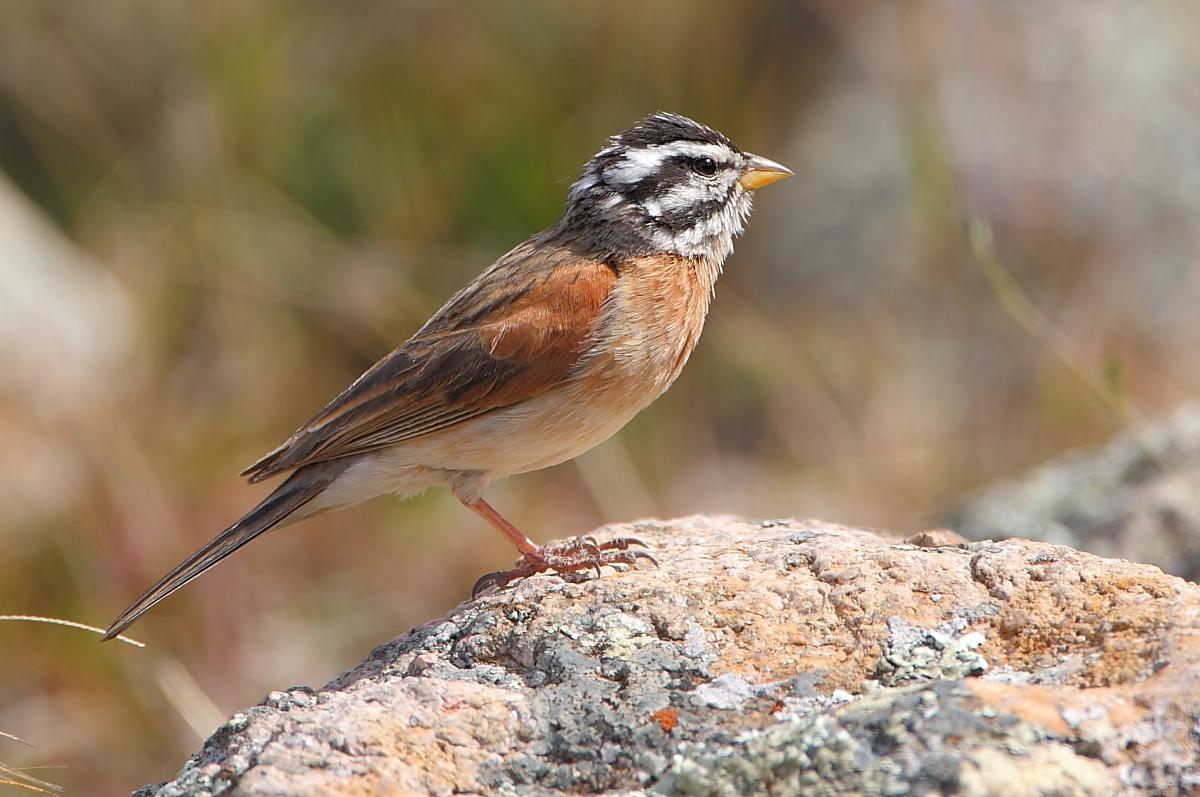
[3,1,1200,792]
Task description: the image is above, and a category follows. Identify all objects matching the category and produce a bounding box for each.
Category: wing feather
[242,242,617,482]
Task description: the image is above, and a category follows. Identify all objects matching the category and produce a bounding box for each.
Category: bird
[101,111,791,641]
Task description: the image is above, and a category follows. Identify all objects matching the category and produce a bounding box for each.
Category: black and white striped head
[562,112,791,262]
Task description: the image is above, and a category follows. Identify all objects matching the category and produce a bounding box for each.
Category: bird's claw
[597,536,649,551]
[470,535,657,598]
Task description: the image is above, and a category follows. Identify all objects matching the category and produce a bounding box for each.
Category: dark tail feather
[100,461,345,642]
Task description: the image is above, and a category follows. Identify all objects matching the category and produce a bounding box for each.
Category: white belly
[382,377,661,477]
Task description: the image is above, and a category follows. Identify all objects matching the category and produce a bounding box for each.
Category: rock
[137,515,1200,796]
[943,403,1200,581]
[873,617,988,686]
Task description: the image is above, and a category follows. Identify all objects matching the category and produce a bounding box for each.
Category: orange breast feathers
[572,253,718,399]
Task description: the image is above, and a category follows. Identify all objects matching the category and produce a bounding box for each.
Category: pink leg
[460,496,656,596]
[463,497,543,559]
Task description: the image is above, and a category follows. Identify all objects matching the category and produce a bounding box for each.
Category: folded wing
[241,242,617,482]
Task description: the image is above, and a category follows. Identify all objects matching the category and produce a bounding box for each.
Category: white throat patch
[650,189,753,260]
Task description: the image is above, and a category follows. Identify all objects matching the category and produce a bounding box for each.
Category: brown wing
[241,240,618,482]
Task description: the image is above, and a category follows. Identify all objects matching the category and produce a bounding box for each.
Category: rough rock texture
[139,516,1200,796]
[944,403,1200,581]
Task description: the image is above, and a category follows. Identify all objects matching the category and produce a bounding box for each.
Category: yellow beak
[738,153,793,190]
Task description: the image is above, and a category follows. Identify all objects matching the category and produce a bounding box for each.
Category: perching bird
[102,112,791,641]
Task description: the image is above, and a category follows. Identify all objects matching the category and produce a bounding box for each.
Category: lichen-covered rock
[944,402,1200,581]
[873,617,988,686]
[137,516,1200,796]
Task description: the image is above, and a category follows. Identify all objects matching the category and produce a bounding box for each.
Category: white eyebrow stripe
[605,147,668,184]
[653,141,733,162]
[604,141,735,185]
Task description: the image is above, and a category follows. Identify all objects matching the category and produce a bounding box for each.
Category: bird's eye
[691,157,718,176]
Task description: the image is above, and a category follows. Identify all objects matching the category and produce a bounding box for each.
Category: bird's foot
[471,536,656,597]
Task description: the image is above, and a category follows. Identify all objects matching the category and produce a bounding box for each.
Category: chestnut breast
[572,253,718,409]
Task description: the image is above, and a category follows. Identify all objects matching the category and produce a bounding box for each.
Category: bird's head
[561,112,792,262]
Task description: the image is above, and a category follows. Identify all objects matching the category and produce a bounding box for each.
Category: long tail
[101,460,346,642]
